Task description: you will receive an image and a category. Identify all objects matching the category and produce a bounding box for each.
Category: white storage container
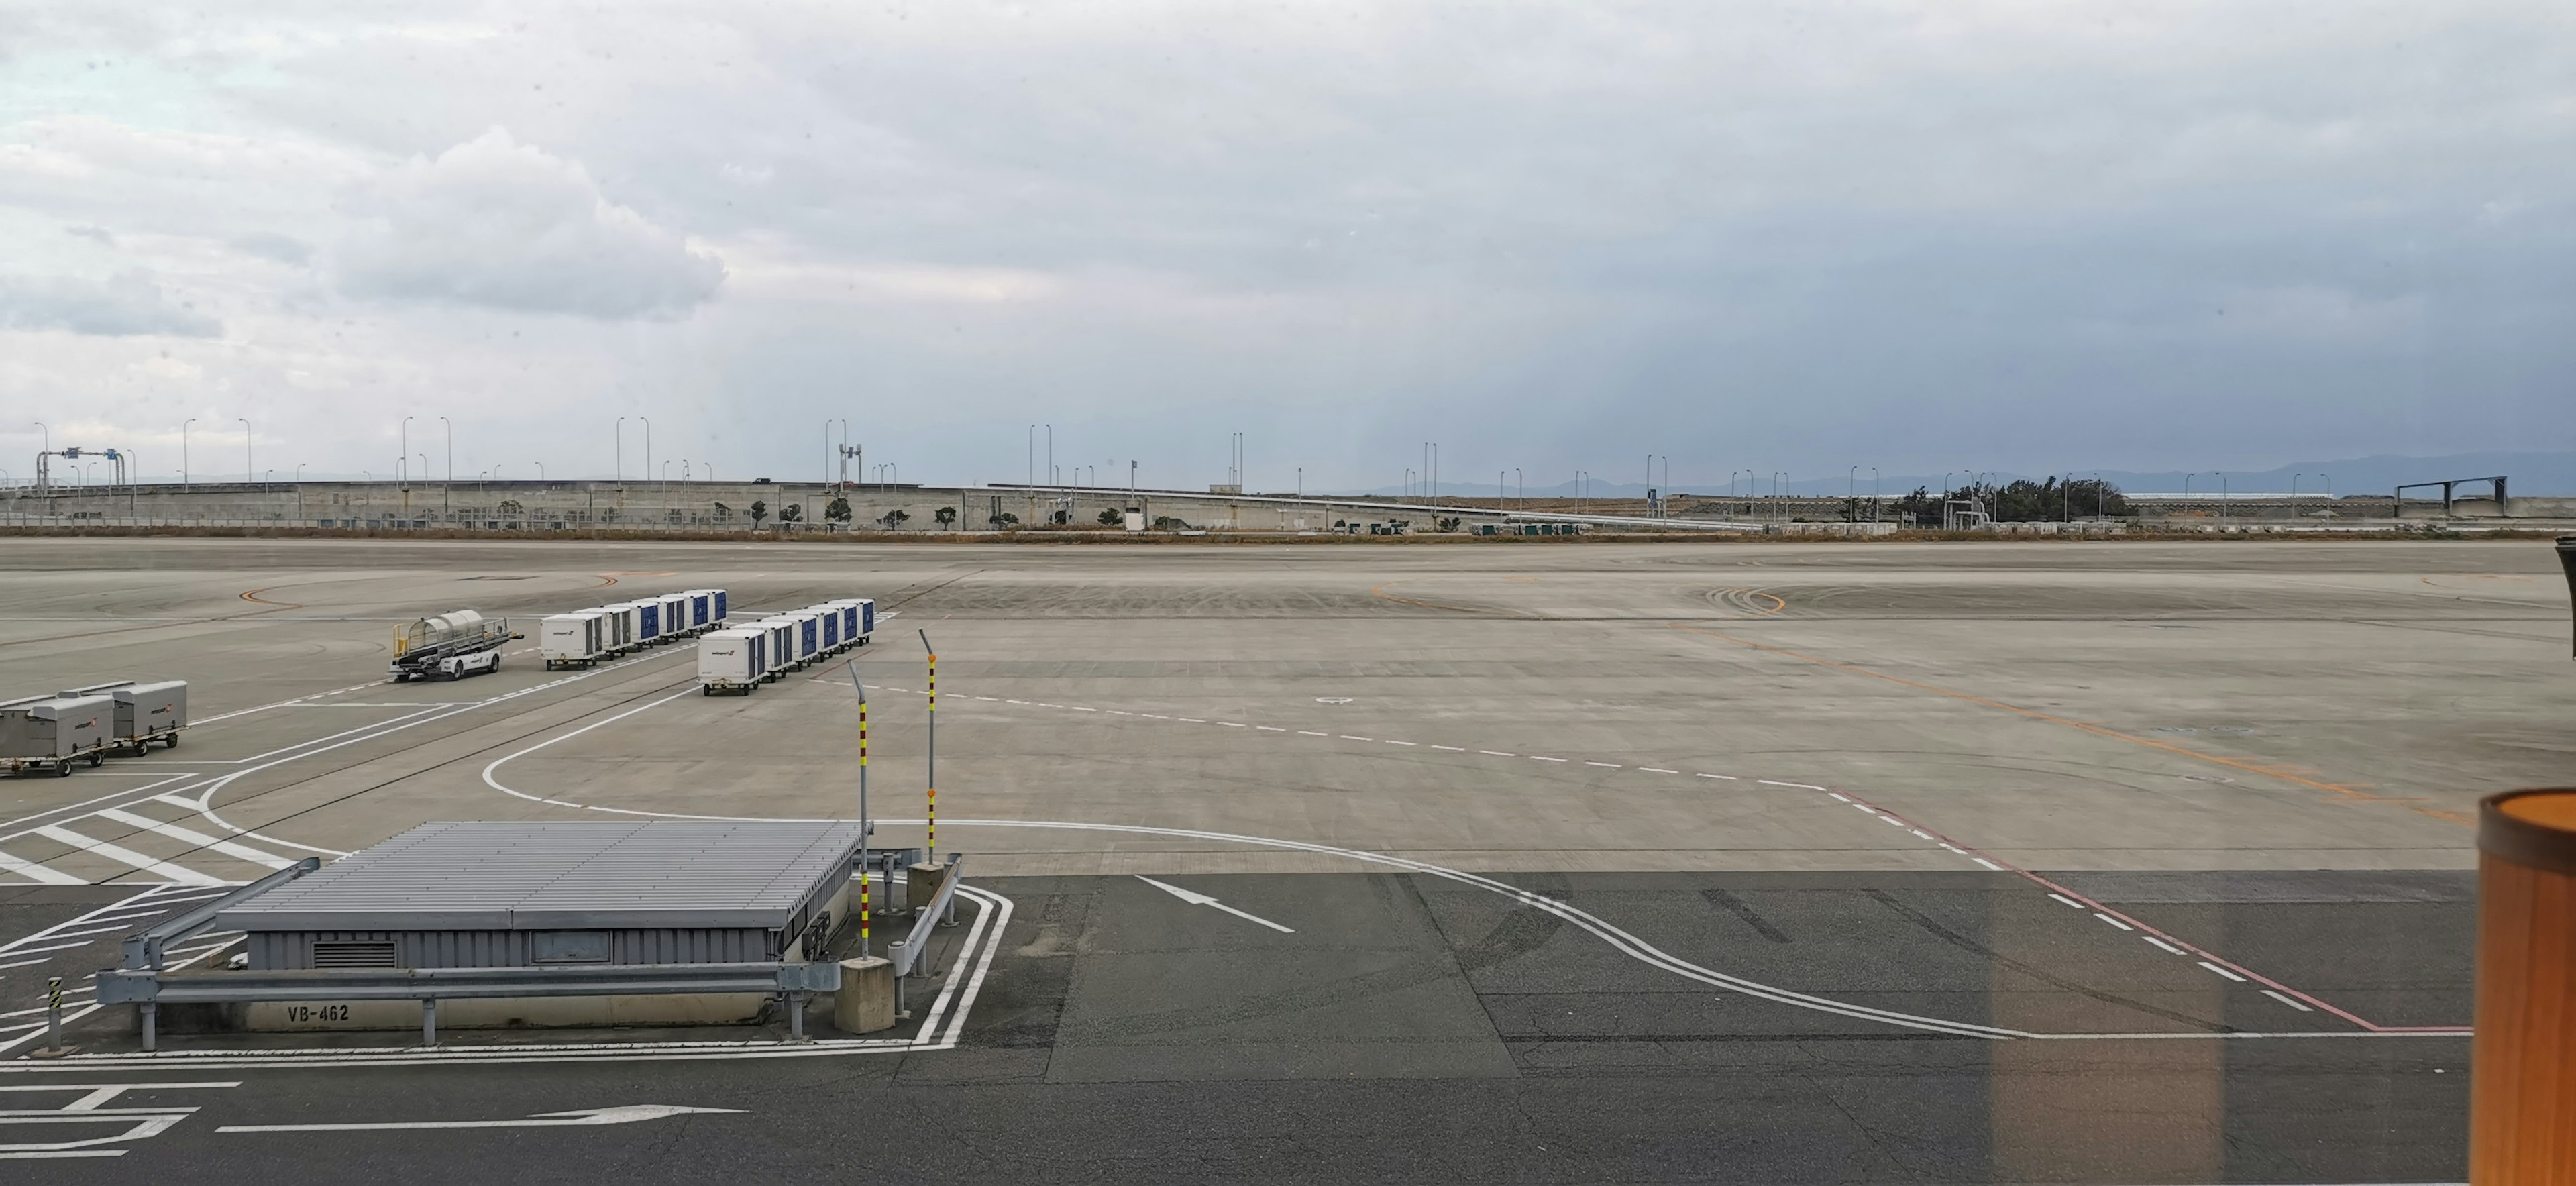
[753,618,800,679]
[111,681,188,749]
[541,612,608,669]
[1,694,113,764]
[661,594,692,637]
[698,628,767,695]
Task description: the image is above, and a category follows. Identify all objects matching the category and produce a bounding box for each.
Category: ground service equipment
[104,680,187,751]
[753,619,797,680]
[541,612,610,669]
[661,594,691,638]
[597,604,639,653]
[1,694,113,776]
[699,628,767,694]
[390,609,518,682]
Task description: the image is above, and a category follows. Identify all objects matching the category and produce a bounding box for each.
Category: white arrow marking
[1133,875,1295,933]
[218,1104,742,1133]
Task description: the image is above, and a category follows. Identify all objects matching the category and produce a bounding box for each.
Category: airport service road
[1,535,2561,1181]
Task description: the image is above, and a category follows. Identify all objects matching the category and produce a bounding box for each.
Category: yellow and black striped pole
[922,630,936,864]
[846,661,871,959]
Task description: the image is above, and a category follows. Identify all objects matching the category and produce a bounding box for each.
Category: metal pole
[921,630,936,864]
[641,417,651,493]
[40,976,65,1054]
[423,998,436,1046]
[891,940,908,1016]
[238,417,251,484]
[849,663,871,958]
[614,417,623,482]
[182,417,194,484]
[141,1002,156,1052]
[440,415,451,516]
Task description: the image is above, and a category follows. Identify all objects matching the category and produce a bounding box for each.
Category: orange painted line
[239,586,303,608]
[1665,621,2468,828]
[1367,579,1539,618]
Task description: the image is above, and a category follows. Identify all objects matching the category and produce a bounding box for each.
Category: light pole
[238,418,251,484]
[2219,472,2229,525]
[401,416,415,492]
[640,417,651,491]
[1515,468,1523,506]
[614,417,625,483]
[535,462,545,482]
[1045,423,1053,491]
[1026,424,1035,489]
[439,415,451,515]
[1849,466,1859,522]
[182,418,195,484]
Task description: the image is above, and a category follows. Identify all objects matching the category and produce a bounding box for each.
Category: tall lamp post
[439,415,451,516]
[182,418,195,484]
[614,417,625,483]
[237,418,251,485]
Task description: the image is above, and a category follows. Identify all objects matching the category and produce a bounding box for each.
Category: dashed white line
[1340,735,1373,742]
[1852,804,1877,814]
[2143,936,2186,955]
[1479,750,1514,757]
[2262,989,2315,1012]
[1701,773,1739,781]
[1070,706,1099,713]
[2047,893,2086,909]
[1430,745,1465,751]
[1972,858,2004,871]
[1177,718,1205,723]
[2092,912,2135,932]
[1529,755,1566,763]
[1758,779,1826,790]
[1255,726,1285,732]
[1299,731,1330,737]
[1585,761,1621,768]
[1640,767,1677,774]
[2198,961,2249,983]
[1384,740,1416,747]
[1216,721,1246,728]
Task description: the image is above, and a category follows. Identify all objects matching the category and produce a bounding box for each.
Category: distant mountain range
[1333,452,2576,499]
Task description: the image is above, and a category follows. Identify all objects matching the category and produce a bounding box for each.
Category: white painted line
[2262,989,2315,1012]
[0,957,62,970]
[1852,804,1877,814]
[1142,714,1173,720]
[93,810,292,871]
[1585,761,1621,769]
[1909,830,1935,841]
[1004,700,1027,705]
[1479,750,1514,757]
[2047,893,2086,909]
[0,939,97,957]
[1937,843,1963,853]
[0,850,84,886]
[1758,779,1826,790]
[2143,936,2186,955]
[2092,912,2135,932]
[1299,731,1330,737]
[1108,710,1133,716]
[1639,767,1677,774]
[1972,858,2004,871]
[2198,961,2249,983]
[1529,755,1565,763]
[219,1103,745,1133]
[1177,718,1205,723]
[1132,875,1296,934]
[1384,740,1416,747]
[1255,726,1285,732]
[32,826,220,886]
[1340,735,1373,742]
[1070,706,1099,713]
[1215,721,1246,728]
[1697,773,1737,781]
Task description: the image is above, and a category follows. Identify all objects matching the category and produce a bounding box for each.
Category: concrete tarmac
[1,537,2557,1181]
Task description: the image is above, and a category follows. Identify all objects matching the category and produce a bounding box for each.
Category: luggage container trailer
[1,693,114,776]
[593,604,639,653]
[752,618,799,680]
[682,589,720,632]
[390,609,519,682]
[541,612,610,669]
[825,599,873,647]
[660,594,692,638]
[698,628,767,695]
[106,680,187,753]
[792,610,821,667]
[814,605,843,652]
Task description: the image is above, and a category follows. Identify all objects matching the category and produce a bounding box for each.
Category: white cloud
[335,128,724,319]
[0,271,221,337]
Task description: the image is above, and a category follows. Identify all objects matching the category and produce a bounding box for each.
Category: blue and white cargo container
[540,611,609,669]
[824,598,874,647]
[659,594,690,639]
[698,627,767,695]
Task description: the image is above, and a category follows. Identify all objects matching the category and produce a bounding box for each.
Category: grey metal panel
[217,820,863,934]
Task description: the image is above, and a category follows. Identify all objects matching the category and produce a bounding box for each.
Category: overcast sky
[4,1,2571,491]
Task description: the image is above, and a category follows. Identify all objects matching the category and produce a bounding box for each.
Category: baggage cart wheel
[164,734,180,749]
[56,763,73,777]
[88,752,106,767]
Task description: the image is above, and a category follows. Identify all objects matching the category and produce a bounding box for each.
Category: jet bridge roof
[216,820,864,932]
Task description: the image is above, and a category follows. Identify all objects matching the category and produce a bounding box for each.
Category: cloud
[335,128,724,319]
[64,224,115,244]
[0,271,221,337]
[230,231,311,264]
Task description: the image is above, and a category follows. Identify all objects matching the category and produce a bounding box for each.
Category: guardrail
[98,961,843,1048]
[121,857,318,971]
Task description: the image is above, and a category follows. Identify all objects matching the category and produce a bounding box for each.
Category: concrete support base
[833,957,895,1034]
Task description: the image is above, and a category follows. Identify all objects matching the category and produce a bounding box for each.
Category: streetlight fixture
[237,418,251,484]
[535,462,545,482]
[182,418,195,484]
[640,417,651,491]
[402,416,415,492]
[439,415,451,515]
[614,417,625,483]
